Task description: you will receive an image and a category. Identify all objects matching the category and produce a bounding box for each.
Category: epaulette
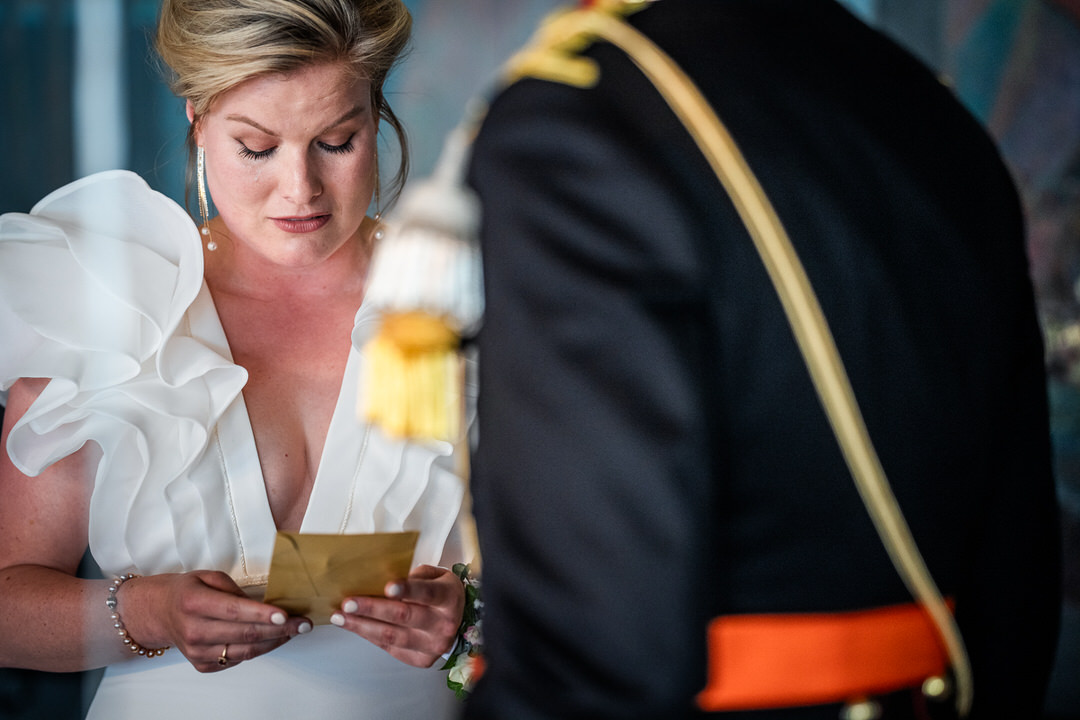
[503,0,654,89]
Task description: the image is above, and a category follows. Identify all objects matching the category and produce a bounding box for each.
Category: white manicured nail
[271,612,286,626]
[330,613,345,627]
[343,600,358,613]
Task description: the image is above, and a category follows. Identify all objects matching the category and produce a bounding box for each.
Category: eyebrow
[224,106,367,137]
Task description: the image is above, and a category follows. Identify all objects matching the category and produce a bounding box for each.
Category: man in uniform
[465,1,1061,717]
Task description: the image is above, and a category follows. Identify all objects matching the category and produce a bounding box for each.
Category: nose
[281,149,322,204]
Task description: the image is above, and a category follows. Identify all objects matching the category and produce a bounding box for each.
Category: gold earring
[197,146,217,251]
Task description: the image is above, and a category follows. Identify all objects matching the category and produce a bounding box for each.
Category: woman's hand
[120,570,312,673]
[330,564,465,668]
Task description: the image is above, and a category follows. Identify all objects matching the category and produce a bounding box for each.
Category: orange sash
[697,602,949,711]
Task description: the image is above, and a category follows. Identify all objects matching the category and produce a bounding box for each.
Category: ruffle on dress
[0,171,475,581]
[0,171,248,566]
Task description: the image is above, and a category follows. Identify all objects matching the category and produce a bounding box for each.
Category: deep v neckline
[183,281,436,584]
[191,281,361,536]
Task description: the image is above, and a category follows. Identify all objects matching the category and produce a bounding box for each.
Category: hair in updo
[156,0,412,207]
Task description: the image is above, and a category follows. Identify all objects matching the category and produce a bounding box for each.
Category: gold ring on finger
[218,644,229,666]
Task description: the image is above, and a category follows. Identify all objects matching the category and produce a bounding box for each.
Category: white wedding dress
[0,170,473,719]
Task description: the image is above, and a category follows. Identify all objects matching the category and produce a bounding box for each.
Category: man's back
[468,1,1060,717]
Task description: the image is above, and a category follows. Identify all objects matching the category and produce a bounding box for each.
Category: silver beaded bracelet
[105,573,170,658]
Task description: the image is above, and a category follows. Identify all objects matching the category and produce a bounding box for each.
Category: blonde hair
[156,0,412,207]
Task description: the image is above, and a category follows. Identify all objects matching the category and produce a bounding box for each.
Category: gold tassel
[359,118,482,443]
[358,0,649,443]
[361,315,461,441]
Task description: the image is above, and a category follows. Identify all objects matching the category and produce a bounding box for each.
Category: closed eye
[235,134,356,160]
[319,136,355,155]
[238,143,274,160]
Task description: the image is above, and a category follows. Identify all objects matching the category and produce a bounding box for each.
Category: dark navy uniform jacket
[466,1,1061,717]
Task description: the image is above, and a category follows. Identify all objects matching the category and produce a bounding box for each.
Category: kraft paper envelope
[263,531,419,625]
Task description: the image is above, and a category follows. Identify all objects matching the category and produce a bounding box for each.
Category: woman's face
[191,61,377,268]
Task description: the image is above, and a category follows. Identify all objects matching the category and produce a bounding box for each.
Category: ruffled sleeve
[0,171,247,516]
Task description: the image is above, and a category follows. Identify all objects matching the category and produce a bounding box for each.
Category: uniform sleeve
[467,71,716,718]
[960,205,1062,716]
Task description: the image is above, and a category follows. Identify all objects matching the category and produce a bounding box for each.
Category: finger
[183,615,312,647]
[407,564,447,581]
[182,576,294,627]
[168,597,311,662]
[339,594,433,629]
[329,611,447,665]
[337,593,459,647]
[384,565,457,607]
[197,635,293,674]
[192,569,245,596]
[191,617,314,673]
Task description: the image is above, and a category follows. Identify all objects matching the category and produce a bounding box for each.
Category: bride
[0,1,475,717]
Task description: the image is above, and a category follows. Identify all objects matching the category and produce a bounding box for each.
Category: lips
[271,214,331,233]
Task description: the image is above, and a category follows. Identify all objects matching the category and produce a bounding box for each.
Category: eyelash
[236,136,355,161]
[320,138,355,156]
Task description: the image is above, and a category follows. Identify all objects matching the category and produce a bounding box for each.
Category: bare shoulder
[0,378,95,573]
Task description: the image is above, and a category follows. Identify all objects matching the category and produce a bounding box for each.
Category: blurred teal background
[1,1,1078,718]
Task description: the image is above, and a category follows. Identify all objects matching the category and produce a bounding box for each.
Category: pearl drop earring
[197,146,217,251]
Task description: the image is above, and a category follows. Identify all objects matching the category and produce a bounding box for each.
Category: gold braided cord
[503,4,973,715]
[502,2,649,88]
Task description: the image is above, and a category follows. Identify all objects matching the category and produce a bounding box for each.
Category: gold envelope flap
[263,531,419,625]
